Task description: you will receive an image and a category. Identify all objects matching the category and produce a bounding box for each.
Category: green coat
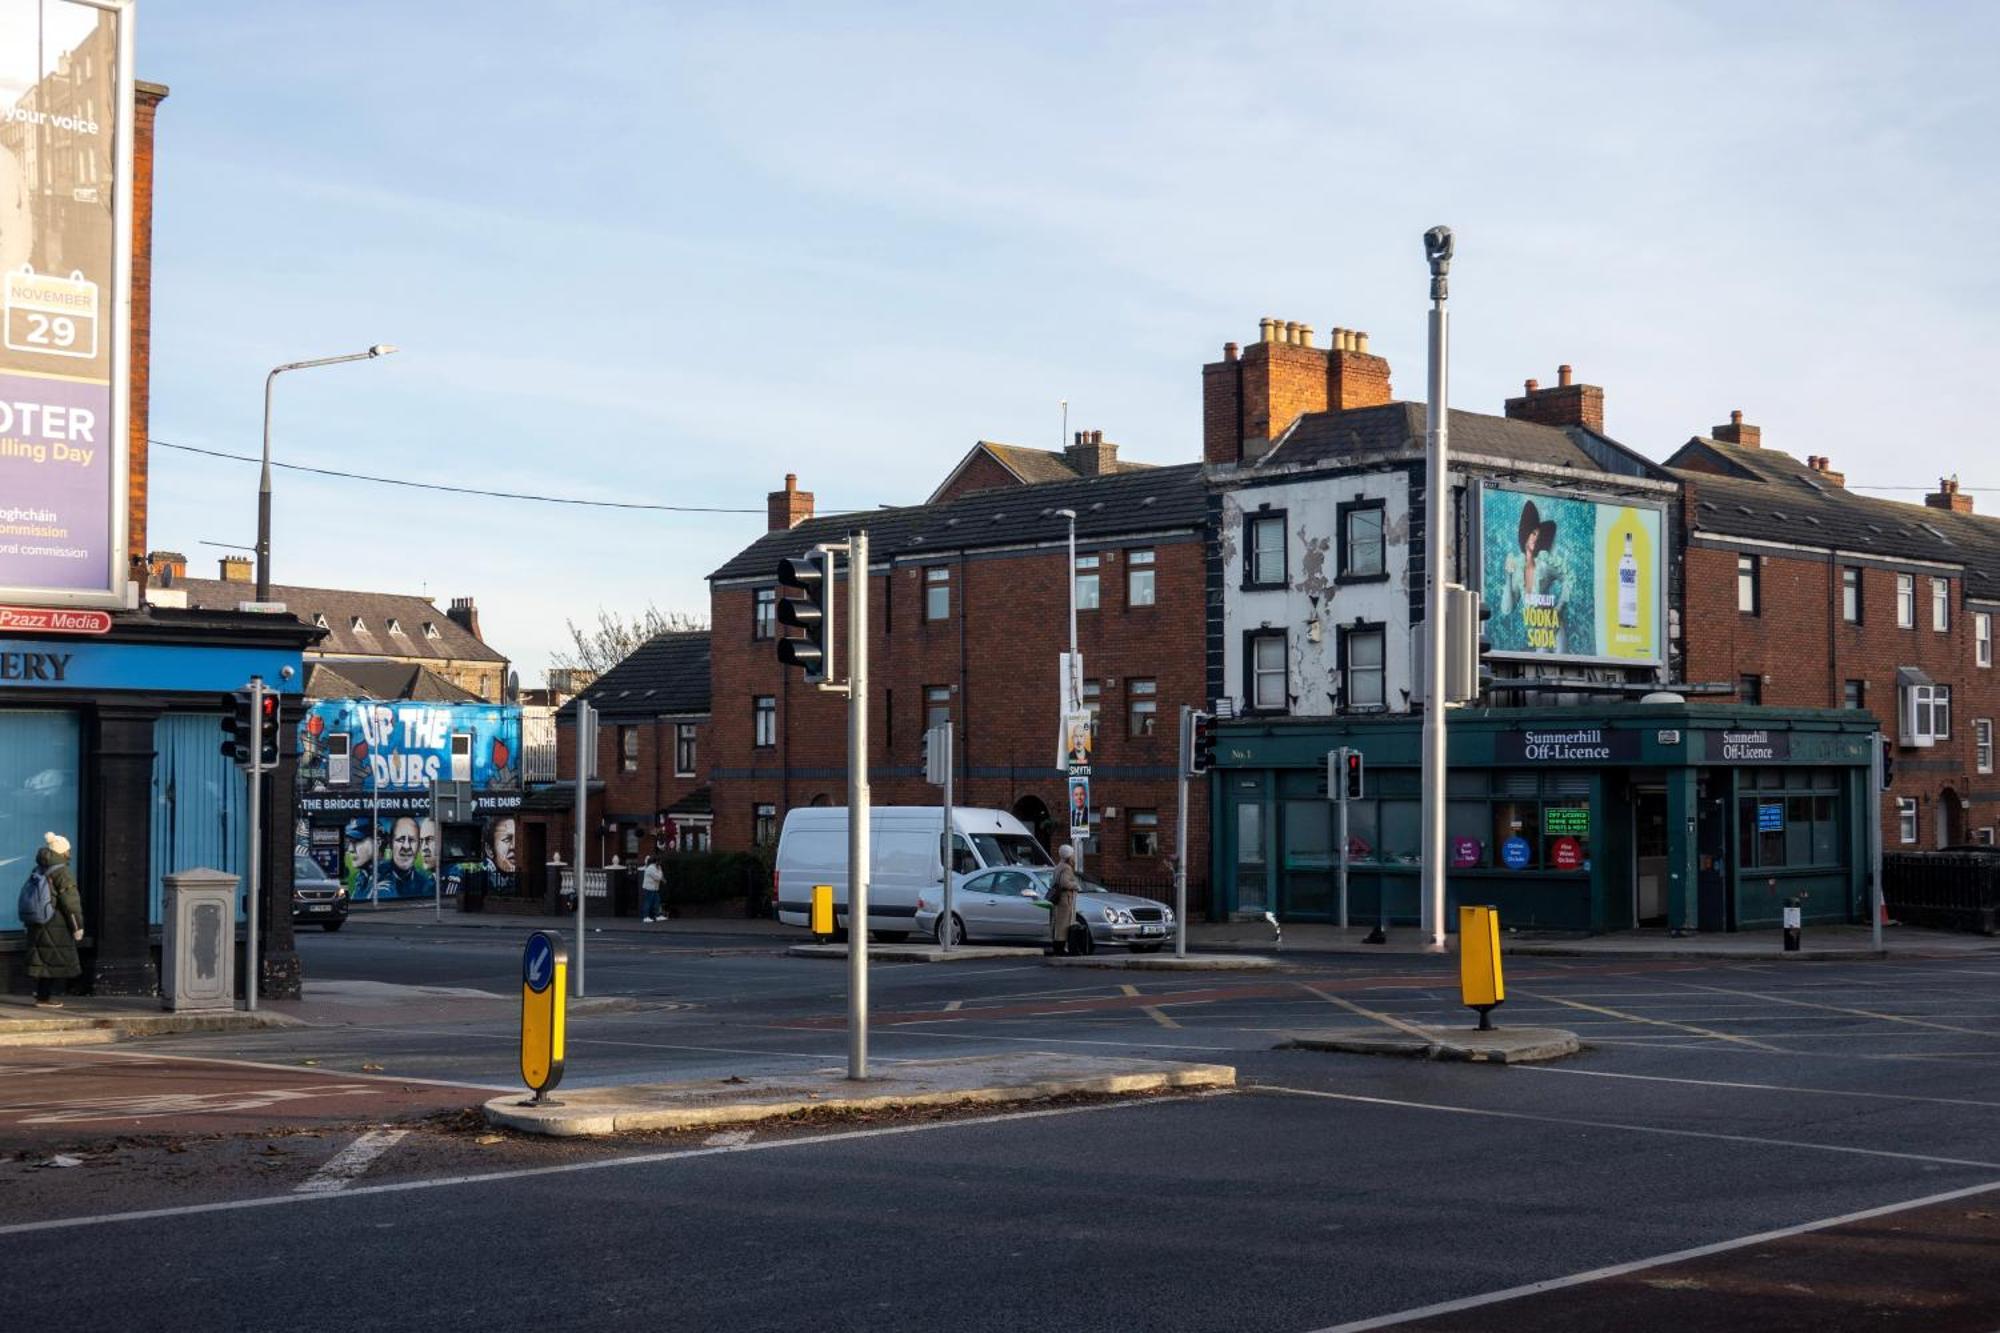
[24,848,84,980]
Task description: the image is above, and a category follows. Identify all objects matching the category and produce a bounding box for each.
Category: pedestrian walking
[1047,844,1079,956]
[641,856,665,923]
[20,832,84,1007]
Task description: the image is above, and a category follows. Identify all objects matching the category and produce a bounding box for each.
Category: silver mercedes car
[914,866,1175,952]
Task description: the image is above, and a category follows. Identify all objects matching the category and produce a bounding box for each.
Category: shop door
[1697,782,1731,932]
[1632,789,1669,926]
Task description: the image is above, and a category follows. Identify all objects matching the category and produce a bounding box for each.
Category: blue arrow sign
[523,932,555,993]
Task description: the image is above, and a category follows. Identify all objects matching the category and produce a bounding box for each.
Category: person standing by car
[641,856,665,923]
[21,832,84,1007]
[1047,844,1079,956]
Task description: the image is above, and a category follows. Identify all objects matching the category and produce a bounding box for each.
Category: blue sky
[138,2,2000,678]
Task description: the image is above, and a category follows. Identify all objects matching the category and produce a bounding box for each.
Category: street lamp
[258,344,397,602]
[1055,507,1080,874]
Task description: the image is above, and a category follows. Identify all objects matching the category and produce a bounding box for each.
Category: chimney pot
[1223,341,1238,362]
[1731,410,1743,425]
[1283,320,1300,344]
[767,473,815,530]
[1258,318,1275,343]
[1299,323,1314,349]
[1558,364,1574,388]
[1355,332,1369,354]
[1524,378,1539,394]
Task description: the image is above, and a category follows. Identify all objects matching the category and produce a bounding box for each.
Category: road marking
[1306,1175,2000,1332]
[813,1023,1236,1052]
[1119,984,1141,997]
[0,1089,1229,1237]
[1521,1064,2000,1111]
[52,1045,512,1092]
[293,1129,409,1195]
[1512,987,1782,1052]
[1253,1085,2000,1170]
[2,1085,384,1125]
[1298,984,1437,1041]
[702,1129,753,1147]
[943,1000,964,1012]
[1142,1007,1181,1029]
[1668,979,2000,1039]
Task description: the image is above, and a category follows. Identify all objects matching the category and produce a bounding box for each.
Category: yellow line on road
[1119,984,1141,997]
[1514,988,1781,1052]
[1142,1006,1181,1029]
[943,1000,963,1012]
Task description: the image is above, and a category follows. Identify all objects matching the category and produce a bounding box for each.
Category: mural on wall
[1480,484,1663,666]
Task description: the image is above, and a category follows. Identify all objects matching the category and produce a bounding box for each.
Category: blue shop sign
[1757,802,1784,832]
[0,639,303,694]
[1501,836,1532,870]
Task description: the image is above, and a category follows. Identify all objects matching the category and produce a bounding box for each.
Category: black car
[293,854,349,931]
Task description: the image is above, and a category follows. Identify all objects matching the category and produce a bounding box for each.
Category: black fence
[1882,852,2000,935]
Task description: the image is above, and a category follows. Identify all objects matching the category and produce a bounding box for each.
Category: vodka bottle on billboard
[1617,532,1639,629]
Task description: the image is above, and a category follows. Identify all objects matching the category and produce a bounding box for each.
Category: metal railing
[1883,852,2000,934]
[556,868,608,900]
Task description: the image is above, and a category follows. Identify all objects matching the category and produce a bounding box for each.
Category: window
[753,696,776,748]
[1897,797,1918,844]
[1081,679,1101,733]
[1844,679,1866,710]
[1908,682,1950,742]
[385,617,403,636]
[1842,567,1862,624]
[1248,632,1287,711]
[1130,809,1161,858]
[1980,613,1992,668]
[1933,577,1950,632]
[753,587,776,640]
[1127,678,1157,737]
[1937,685,1951,739]
[1075,554,1100,610]
[2,711,80,931]
[1338,501,1386,579]
[674,723,697,777]
[1739,675,1762,705]
[1736,554,1759,614]
[925,685,952,732]
[1979,719,1993,775]
[1245,512,1286,588]
[1127,549,1156,607]
[619,725,639,773]
[423,621,440,639]
[925,566,950,621]
[753,803,778,848]
[1736,776,1843,869]
[1897,573,1915,628]
[1344,626,1386,709]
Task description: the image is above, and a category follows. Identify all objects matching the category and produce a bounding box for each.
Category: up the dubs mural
[296,701,523,901]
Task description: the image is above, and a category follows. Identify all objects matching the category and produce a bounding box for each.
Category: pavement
[484,1051,1237,1136]
[1281,1024,1582,1063]
[0,995,296,1047]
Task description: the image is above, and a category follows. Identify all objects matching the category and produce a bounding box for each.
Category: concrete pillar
[1665,766,1700,934]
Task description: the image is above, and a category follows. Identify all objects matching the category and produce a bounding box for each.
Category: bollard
[1782,896,1802,952]
[1458,905,1505,1030]
[811,883,835,941]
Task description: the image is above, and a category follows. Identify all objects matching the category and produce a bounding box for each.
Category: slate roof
[303,660,482,703]
[562,631,712,719]
[172,578,506,664]
[1263,402,1669,480]
[712,463,1208,583]
[1670,438,2000,600]
[927,440,1156,501]
[665,787,712,817]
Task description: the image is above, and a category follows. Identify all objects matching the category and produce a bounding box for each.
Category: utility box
[162,868,238,1011]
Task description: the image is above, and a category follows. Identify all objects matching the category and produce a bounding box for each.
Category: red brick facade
[127,82,168,567]
[540,714,713,872]
[1203,321,1393,465]
[931,449,1029,503]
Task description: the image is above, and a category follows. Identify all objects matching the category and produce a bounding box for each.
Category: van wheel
[935,914,966,947]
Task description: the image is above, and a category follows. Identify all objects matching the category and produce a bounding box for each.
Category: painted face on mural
[391,818,419,871]
[419,818,439,870]
[488,817,517,873]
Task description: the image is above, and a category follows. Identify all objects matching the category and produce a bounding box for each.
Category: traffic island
[1046,953,1278,972]
[1279,1025,1580,1063]
[482,1052,1237,1137]
[786,943,1036,963]
[0,998,299,1048]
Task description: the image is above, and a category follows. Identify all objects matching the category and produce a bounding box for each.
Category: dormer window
[423,622,440,639]
[349,616,366,633]
[386,617,404,636]
[313,613,329,630]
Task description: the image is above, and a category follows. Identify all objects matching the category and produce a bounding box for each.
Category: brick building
[705,462,1211,905]
[1670,417,2000,850]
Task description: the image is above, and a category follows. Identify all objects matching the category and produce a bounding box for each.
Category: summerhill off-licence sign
[1495,727,1640,763]
[1703,729,1790,762]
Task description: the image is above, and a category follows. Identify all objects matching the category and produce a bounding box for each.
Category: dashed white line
[293,1129,409,1195]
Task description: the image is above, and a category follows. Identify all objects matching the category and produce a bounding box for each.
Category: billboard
[1478,482,1664,666]
[0,0,133,607]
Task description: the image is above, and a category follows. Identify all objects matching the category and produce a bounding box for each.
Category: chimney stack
[767,472,815,531]
[1926,475,1974,514]
[1504,365,1605,433]
[219,555,252,583]
[447,596,484,640]
[1712,409,1761,448]
[1804,454,1846,487]
[1066,429,1120,477]
[1204,316,1394,466]
[147,550,187,585]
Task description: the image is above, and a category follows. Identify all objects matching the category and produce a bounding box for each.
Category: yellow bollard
[1458,905,1504,1031]
[811,883,835,939]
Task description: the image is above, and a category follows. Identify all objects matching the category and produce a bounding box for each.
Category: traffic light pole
[1871,730,1885,952]
[1174,705,1190,959]
[574,698,593,998]
[1335,748,1350,931]
[245,676,264,1012]
[1421,225,1454,953]
[845,531,871,1079]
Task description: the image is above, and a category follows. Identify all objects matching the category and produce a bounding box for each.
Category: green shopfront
[1209,704,1879,933]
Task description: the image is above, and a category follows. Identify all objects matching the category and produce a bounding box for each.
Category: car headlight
[1106,907,1134,925]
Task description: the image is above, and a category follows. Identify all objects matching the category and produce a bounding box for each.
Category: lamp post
[258,345,397,602]
[1055,506,1081,875]
[1421,226,1453,952]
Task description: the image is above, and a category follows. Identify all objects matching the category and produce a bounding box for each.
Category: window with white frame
[674,723,697,777]
[1075,554,1100,611]
[1249,632,1287,711]
[753,696,776,748]
[1979,612,1992,667]
[1129,809,1161,857]
[1737,554,1759,615]
[1126,678,1157,737]
[753,587,776,640]
[1343,625,1387,709]
[1126,549,1156,607]
[1897,798,1918,844]
[1897,573,1915,628]
[1246,513,1286,588]
[1979,827,1996,847]
[1978,718,1993,775]
[925,566,950,621]
[1842,567,1862,623]
[1905,681,1950,744]
[1933,577,1950,632]
[1080,679,1101,734]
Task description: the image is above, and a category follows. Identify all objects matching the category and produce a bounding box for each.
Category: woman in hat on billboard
[1499,498,1574,654]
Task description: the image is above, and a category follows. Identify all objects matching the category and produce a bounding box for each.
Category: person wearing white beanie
[24,831,84,1005]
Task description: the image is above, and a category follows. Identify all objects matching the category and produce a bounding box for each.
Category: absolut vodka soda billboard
[0,0,133,607]
[1477,482,1664,666]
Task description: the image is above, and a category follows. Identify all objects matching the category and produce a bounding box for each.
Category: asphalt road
[4,925,1998,1330]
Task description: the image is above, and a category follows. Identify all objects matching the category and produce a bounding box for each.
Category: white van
[774,806,1053,939]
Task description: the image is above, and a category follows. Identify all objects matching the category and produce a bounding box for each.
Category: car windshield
[295,856,327,882]
[1025,868,1109,894]
[970,833,1053,867]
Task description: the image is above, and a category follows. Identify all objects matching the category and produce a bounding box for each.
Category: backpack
[17,867,53,926]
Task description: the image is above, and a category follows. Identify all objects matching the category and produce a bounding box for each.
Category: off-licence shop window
[1127,549,1156,607]
[1737,770,1841,869]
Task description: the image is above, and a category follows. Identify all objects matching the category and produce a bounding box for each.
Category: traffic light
[1880,736,1895,791]
[220,690,254,768]
[1185,710,1216,775]
[1344,748,1365,800]
[775,550,832,684]
[1443,585,1489,706]
[258,690,281,768]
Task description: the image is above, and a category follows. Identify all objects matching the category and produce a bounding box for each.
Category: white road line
[1667,979,2000,1039]
[1306,1175,2000,1332]
[1520,1065,2000,1110]
[1253,1084,2000,1170]
[818,1023,1236,1052]
[702,1129,754,1148]
[37,1045,512,1092]
[0,1090,1227,1237]
[1512,987,1782,1052]
[293,1129,410,1195]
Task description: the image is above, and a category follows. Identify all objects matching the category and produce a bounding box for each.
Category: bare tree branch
[550,605,707,675]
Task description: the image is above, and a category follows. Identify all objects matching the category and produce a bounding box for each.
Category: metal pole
[1067,513,1081,878]
[1174,705,1189,959]
[1336,748,1351,932]
[941,718,955,952]
[1421,226,1454,952]
[1870,731,1884,951]
[574,698,592,998]
[257,372,276,603]
[847,532,871,1079]
[245,677,263,1011]
[432,782,442,922]
[370,770,380,906]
